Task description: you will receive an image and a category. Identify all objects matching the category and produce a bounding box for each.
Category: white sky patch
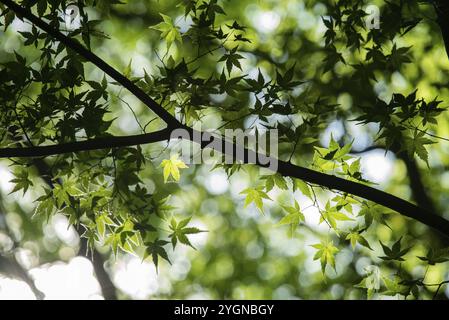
[15,248,39,270]
[360,150,395,184]
[320,121,344,147]
[29,257,102,300]
[391,72,408,90]
[204,171,229,195]
[52,214,80,247]
[169,255,191,282]
[257,11,281,33]
[247,6,280,34]
[113,256,159,299]
[0,164,14,193]
[229,173,248,199]
[176,15,193,33]
[347,121,376,151]
[300,202,322,226]
[0,277,36,300]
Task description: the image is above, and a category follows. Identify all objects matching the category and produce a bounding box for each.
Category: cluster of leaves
[1,0,449,300]
[355,90,444,164]
[0,1,205,269]
[321,1,446,166]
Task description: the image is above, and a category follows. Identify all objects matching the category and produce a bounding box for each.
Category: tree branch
[0,0,180,128]
[2,0,449,239]
[186,128,449,239]
[0,129,172,158]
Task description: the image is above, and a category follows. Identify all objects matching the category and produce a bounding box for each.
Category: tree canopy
[1,0,449,299]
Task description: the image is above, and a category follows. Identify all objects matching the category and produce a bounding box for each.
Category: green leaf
[33,197,55,220]
[96,214,116,238]
[379,237,411,261]
[358,205,390,229]
[160,154,188,183]
[263,174,288,191]
[381,275,410,296]
[278,200,305,235]
[143,239,171,272]
[293,179,312,199]
[9,169,33,195]
[345,231,372,250]
[169,217,206,249]
[240,186,271,213]
[151,13,182,49]
[417,248,449,265]
[356,265,381,299]
[320,201,354,230]
[311,240,339,274]
[218,47,244,75]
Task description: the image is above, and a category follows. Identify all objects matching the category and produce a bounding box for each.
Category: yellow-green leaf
[160,154,188,183]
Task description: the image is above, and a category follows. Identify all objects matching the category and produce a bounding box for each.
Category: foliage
[0,0,449,300]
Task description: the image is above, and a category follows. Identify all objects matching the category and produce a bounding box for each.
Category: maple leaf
[240,186,271,213]
[151,13,182,49]
[160,154,188,183]
[311,240,340,274]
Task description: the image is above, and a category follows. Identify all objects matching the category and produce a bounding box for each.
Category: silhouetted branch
[2,0,449,239]
[0,129,172,158]
[0,0,180,128]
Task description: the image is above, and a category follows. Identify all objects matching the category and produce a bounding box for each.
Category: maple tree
[1,0,449,299]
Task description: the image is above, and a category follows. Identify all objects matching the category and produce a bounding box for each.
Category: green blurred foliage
[1,0,449,300]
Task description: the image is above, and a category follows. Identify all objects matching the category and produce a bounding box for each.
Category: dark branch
[186,128,449,239]
[0,129,172,158]
[0,0,180,128]
[2,1,449,239]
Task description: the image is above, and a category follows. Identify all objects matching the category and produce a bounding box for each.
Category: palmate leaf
[143,239,171,272]
[379,237,411,261]
[151,13,182,49]
[320,201,354,230]
[358,205,391,229]
[169,217,206,249]
[9,169,33,195]
[33,196,56,221]
[96,213,116,238]
[403,130,435,165]
[311,240,340,274]
[356,265,381,299]
[417,247,449,265]
[381,275,411,297]
[240,186,272,213]
[278,200,305,235]
[160,154,188,183]
[263,173,288,192]
[345,230,372,250]
[218,47,244,75]
[293,179,312,199]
